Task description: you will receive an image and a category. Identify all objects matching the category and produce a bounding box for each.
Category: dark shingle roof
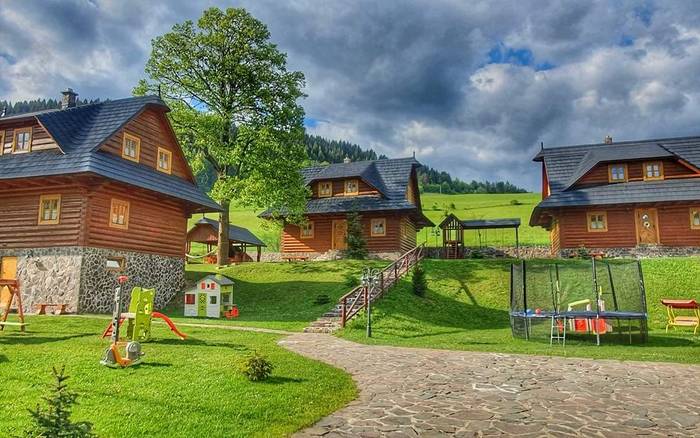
[0,96,220,212]
[260,157,434,227]
[192,218,266,247]
[460,218,521,229]
[531,135,700,226]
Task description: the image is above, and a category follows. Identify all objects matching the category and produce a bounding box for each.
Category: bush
[25,366,96,438]
[343,273,360,288]
[314,294,331,305]
[510,199,522,205]
[412,263,428,297]
[576,245,589,259]
[470,249,484,259]
[240,352,274,381]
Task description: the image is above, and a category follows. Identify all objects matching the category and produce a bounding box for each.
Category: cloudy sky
[2,1,700,190]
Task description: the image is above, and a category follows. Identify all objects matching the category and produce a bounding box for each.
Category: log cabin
[260,157,433,257]
[531,135,700,256]
[0,90,221,313]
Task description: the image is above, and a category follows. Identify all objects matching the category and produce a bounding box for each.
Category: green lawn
[0,317,355,438]
[169,260,384,331]
[338,258,700,364]
[188,192,549,253]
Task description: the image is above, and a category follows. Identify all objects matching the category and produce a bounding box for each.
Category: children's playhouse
[184,275,235,318]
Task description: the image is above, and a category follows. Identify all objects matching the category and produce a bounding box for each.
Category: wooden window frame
[690,208,700,230]
[157,147,173,174]
[0,130,4,156]
[109,198,130,230]
[37,194,61,225]
[586,211,608,232]
[12,127,32,154]
[300,221,314,239]
[121,132,141,163]
[643,161,664,181]
[607,164,628,183]
[344,179,359,195]
[318,181,332,198]
[105,256,126,272]
[370,218,387,237]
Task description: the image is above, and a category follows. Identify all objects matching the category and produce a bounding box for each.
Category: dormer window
[122,132,140,163]
[344,179,359,195]
[608,164,627,183]
[644,161,663,181]
[0,131,5,155]
[318,181,332,197]
[157,147,172,174]
[12,127,32,153]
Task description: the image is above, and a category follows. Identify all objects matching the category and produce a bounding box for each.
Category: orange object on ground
[574,319,588,332]
[224,305,239,319]
[0,279,26,332]
[661,299,700,335]
[152,311,187,340]
[35,303,67,315]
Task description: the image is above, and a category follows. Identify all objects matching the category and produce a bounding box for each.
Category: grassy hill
[189,192,548,253]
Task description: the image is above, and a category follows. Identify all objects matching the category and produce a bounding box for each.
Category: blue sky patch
[619,35,635,47]
[304,117,319,128]
[487,42,555,72]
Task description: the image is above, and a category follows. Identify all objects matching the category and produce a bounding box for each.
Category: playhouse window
[371,218,386,237]
[300,221,314,239]
[109,198,130,230]
[318,181,332,197]
[185,294,195,305]
[157,147,172,174]
[608,164,627,183]
[13,127,32,153]
[644,161,663,180]
[122,132,141,162]
[222,294,231,304]
[587,211,608,232]
[691,209,700,230]
[209,295,217,305]
[38,194,61,225]
[344,179,359,195]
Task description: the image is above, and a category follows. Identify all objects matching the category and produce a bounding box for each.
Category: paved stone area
[280,333,700,437]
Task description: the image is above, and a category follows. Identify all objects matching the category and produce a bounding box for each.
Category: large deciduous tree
[136,7,308,265]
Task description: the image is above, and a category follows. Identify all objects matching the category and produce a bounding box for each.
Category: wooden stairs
[304,245,425,333]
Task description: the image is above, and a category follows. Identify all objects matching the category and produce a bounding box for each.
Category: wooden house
[260,157,433,256]
[0,90,221,313]
[531,135,700,255]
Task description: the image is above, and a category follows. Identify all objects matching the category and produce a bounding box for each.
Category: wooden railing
[340,244,425,327]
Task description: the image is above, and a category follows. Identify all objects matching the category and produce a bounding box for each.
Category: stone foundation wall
[423,246,552,259]
[559,245,700,259]
[0,246,184,314]
[260,251,402,262]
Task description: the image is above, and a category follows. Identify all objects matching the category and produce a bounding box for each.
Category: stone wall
[423,246,552,259]
[260,250,401,262]
[0,246,185,314]
[559,245,700,259]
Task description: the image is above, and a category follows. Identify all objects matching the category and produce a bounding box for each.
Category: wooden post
[515,226,520,259]
[256,246,261,262]
[341,296,347,327]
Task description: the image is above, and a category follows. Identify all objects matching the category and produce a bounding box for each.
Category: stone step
[303,325,339,334]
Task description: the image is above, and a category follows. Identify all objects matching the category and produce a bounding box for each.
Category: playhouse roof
[195,274,235,287]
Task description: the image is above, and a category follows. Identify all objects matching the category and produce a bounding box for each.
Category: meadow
[189,192,549,253]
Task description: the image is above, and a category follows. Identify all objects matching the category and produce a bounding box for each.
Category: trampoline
[510,258,648,345]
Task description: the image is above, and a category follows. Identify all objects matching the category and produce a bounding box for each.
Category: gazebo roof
[187,217,266,247]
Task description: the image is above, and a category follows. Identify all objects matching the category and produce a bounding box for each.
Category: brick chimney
[343,157,351,163]
[604,135,613,144]
[61,88,78,109]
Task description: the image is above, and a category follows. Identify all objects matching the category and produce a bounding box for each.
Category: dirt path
[280,333,700,437]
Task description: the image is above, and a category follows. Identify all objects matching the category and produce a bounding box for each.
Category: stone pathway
[280,333,700,437]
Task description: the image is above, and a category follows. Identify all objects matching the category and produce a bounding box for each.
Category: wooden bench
[35,303,67,315]
[283,255,309,262]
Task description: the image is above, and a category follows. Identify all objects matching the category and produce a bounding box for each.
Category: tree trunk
[217,198,231,267]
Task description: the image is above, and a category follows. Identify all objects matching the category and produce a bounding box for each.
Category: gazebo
[439,214,521,259]
[186,217,266,263]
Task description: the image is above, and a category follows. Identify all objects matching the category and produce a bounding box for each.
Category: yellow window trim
[318,181,332,198]
[0,131,4,156]
[300,221,314,239]
[38,194,61,225]
[344,179,359,195]
[586,211,608,232]
[12,127,32,154]
[109,198,130,230]
[157,147,173,174]
[607,163,628,183]
[121,132,141,163]
[643,161,664,181]
[371,218,386,237]
[690,208,700,230]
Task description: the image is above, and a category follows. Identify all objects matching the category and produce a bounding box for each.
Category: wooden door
[635,208,660,244]
[197,293,207,317]
[332,220,348,250]
[0,257,17,280]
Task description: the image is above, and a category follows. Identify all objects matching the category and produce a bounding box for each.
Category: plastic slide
[152,311,187,340]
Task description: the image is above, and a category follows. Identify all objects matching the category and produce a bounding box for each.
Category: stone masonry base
[0,247,184,314]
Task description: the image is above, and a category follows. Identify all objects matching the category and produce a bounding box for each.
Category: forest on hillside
[1,98,527,193]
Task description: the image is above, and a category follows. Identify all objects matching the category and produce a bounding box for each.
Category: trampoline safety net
[510,258,648,344]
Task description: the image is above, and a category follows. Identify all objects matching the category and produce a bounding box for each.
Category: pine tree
[412,263,428,297]
[345,208,367,259]
[25,366,96,438]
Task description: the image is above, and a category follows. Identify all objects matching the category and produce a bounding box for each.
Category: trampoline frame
[510,258,649,345]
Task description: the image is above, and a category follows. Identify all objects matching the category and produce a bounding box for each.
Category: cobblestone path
[280,333,700,437]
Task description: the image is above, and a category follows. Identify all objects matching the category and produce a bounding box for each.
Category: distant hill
[1,98,526,194]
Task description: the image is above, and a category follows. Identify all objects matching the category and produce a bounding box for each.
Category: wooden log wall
[0,120,59,155]
[576,159,696,187]
[310,179,379,198]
